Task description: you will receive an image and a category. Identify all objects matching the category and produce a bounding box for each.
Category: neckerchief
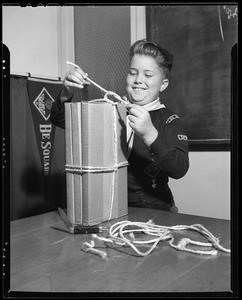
[126,97,165,158]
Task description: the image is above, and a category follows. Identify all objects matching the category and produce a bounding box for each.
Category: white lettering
[39,125,52,175]
[223,5,238,19]
[41,141,51,149]
[40,124,52,137]
[43,149,50,156]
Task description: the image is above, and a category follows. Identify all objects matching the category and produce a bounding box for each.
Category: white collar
[142,97,165,111]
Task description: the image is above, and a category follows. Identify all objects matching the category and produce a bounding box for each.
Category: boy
[50,39,189,212]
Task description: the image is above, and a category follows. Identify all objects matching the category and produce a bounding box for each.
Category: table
[10,207,231,293]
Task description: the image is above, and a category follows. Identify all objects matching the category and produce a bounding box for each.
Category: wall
[73,6,130,100]
[3,6,59,77]
[169,152,231,220]
[2,5,74,79]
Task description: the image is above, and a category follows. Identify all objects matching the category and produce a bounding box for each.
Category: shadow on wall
[16,164,66,219]
[20,164,43,196]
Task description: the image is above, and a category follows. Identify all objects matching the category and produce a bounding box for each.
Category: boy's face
[126,54,167,106]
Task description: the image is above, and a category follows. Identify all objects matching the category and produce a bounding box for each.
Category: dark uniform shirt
[50,91,72,129]
[128,108,189,211]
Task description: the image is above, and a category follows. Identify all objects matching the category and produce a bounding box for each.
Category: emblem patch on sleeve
[166,114,179,124]
[178,135,188,140]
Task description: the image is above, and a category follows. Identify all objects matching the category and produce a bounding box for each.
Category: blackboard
[146,5,238,145]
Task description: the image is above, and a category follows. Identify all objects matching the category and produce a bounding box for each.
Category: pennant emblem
[33,87,55,121]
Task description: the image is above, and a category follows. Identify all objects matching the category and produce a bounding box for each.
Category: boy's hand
[126,103,158,146]
[60,67,90,102]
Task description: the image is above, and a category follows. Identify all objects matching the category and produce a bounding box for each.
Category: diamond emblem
[33,87,55,121]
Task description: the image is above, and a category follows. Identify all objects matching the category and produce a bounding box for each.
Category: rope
[66,61,128,105]
[65,161,128,174]
[82,240,108,260]
[82,219,231,259]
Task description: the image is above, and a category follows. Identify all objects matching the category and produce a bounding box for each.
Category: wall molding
[58,6,75,80]
[130,6,146,45]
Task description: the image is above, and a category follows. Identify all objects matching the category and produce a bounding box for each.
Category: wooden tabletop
[10,207,231,293]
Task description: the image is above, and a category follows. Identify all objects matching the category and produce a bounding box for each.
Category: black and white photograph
[2,3,238,297]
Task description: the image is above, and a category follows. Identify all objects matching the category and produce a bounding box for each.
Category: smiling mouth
[132,87,146,91]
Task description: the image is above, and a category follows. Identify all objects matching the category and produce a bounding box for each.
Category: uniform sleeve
[50,86,90,129]
[149,117,189,179]
[50,89,72,129]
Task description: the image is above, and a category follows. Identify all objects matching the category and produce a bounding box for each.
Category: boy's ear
[159,79,169,92]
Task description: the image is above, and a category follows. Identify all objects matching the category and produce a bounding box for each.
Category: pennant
[27,77,63,205]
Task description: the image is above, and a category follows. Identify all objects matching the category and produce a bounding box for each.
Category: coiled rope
[82,219,230,259]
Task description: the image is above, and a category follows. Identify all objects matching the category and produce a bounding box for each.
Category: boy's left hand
[126,103,158,146]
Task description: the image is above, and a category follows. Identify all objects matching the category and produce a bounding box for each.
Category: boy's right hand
[60,66,90,103]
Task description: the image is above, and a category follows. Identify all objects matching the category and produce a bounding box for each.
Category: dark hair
[129,39,174,79]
